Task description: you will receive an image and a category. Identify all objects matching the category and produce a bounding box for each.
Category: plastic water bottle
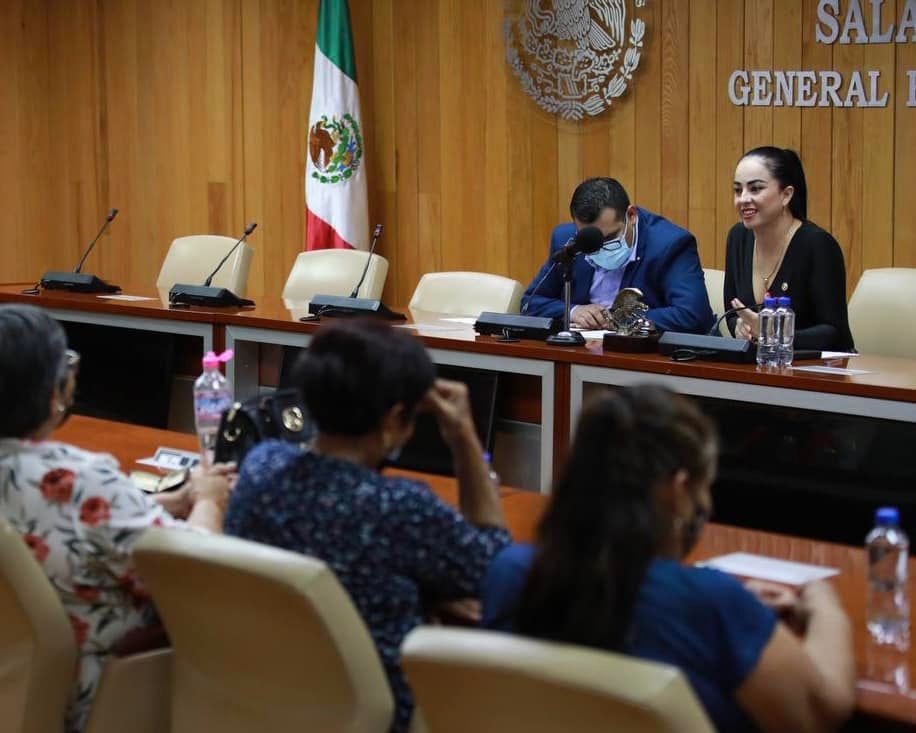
[866,507,910,649]
[756,297,778,368]
[483,451,500,488]
[193,350,234,466]
[776,296,795,368]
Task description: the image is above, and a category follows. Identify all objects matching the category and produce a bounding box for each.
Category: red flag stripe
[305,209,355,251]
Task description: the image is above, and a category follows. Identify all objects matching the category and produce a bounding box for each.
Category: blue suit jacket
[521,208,713,334]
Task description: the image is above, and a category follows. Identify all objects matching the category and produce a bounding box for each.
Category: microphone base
[546,330,586,347]
[308,294,406,320]
[474,312,558,341]
[658,332,756,363]
[40,271,120,294]
[168,284,254,308]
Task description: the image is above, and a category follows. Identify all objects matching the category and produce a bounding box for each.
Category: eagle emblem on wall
[504,0,647,120]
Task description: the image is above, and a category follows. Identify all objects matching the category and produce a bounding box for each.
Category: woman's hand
[745,579,808,634]
[188,461,237,513]
[423,379,477,448]
[732,298,758,341]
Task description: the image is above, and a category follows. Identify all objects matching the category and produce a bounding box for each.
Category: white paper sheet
[136,447,200,470]
[394,323,466,332]
[698,552,839,585]
[439,317,478,325]
[820,351,859,359]
[97,295,156,302]
[580,330,611,340]
[792,365,873,376]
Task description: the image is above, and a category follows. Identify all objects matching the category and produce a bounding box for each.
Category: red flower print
[23,534,49,563]
[39,468,75,504]
[74,585,100,603]
[79,497,111,526]
[69,614,90,646]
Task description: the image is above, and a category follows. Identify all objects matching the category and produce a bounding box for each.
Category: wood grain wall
[3,0,914,303]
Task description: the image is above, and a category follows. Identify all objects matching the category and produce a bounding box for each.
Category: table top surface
[4,282,916,403]
[50,414,916,724]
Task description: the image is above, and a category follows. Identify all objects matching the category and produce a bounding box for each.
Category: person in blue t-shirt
[481,385,855,732]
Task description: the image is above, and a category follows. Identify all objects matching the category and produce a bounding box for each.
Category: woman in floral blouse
[225,320,511,732]
[0,304,234,732]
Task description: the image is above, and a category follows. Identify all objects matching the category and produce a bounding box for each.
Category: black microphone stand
[545,255,585,346]
[168,223,257,308]
[40,209,121,293]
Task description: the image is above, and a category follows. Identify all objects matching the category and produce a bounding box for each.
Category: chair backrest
[0,518,77,733]
[86,649,172,733]
[156,235,254,297]
[282,249,389,303]
[402,627,714,733]
[133,528,393,733]
[848,268,916,358]
[408,272,524,317]
[703,268,728,336]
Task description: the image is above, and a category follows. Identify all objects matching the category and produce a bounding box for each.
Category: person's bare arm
[184,462,236,533]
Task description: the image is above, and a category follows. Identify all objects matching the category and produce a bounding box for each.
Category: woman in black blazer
[725,147,854,351]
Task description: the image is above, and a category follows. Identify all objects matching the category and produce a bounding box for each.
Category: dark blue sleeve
[385,478,512,599]
[700,568,778,690]
[481,544,535,631]
[644,233,714,334]
[521,224,576,319]
[223,440,291,540]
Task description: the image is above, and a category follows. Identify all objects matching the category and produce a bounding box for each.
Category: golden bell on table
[601,288,660,353]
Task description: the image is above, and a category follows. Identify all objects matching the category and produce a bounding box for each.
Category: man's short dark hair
[0,304,68,437]
[569,177,631,224]
[292,319,436,436]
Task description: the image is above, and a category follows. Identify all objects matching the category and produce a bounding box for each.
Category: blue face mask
[586,215,637,272]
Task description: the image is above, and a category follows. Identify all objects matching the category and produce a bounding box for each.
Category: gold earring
[56,402,66,415]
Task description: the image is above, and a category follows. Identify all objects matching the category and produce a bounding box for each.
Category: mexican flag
[305,0,368,251]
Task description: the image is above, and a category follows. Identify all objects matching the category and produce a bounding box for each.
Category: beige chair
[848,268,916,358]
[0,519,169,733]
[133,528,393,733]
[282,249,389,304]
[156,234,254,298]
[703,268,728,336]
[0,518,77,733]
[408,272,524,317]
[402,627,714,733]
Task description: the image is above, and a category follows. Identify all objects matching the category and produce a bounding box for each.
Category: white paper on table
[820,351,860,359]
[394,323,466,332]
[439,317,478,325]
[136,447,200,470]
[580,330,611,340]
[792,365,873,376]
[97,295,156,302]
[697,552,839,585]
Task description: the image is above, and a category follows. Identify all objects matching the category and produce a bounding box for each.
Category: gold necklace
[754,221,798,289]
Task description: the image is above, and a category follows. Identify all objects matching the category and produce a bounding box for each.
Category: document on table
[820,351,859,360]
[97,294,156,302]
[579,330,611,339]
[136,447,200,470]
[698,552,839,585]
[793,365,874,376]
[439,317,478,325]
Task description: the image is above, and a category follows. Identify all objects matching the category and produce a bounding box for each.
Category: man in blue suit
[523,177,713,334]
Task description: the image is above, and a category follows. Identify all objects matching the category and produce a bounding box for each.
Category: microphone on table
[658,302,764,363]
[550,225,605,263]
[708,301,763,336]
[40,208,122,293]
[304,223,405,321]
[168,222,257,308]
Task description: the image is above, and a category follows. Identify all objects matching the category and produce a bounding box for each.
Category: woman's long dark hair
[515,385,717,650]
[742,146,808,221]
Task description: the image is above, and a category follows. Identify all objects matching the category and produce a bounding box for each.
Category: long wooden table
[5,283,916,496]
[54,415,916,728]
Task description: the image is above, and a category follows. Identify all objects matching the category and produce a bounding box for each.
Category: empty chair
[282,249,389,303]
[156,234,254,298]
[408,272,524,317]
[848,268,916,358]
[703,268,728,336]
[0,518,77,733]
[402,627,713,733]
[85,649,172,733]
[133,527,393,733]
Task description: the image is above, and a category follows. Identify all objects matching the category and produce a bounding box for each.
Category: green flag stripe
[316,0,357,83]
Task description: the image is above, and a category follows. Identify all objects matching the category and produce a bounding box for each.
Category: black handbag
[213,389,313,465]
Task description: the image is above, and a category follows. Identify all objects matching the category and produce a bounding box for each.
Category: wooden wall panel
[2,0,915,305]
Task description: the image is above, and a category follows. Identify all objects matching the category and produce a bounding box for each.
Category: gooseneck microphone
[349,223,383,298]
[708,301,763,336]
[204,221,258,287]
[40,208,122,293]
[521,262,558,314]
[169,222,258,308]
[550,226,605,263]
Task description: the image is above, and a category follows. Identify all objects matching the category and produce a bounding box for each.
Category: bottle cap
[876,507,900,526]
[202,349,234,368]
[763,297,777,308]
[778,296,791,307]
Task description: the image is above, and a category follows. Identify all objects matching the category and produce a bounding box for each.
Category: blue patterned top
[225,440,511,732]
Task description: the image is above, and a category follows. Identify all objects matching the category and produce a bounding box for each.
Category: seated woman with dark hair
[225,319,511,732]
[0,304,234,732]
[482,386,855,733]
